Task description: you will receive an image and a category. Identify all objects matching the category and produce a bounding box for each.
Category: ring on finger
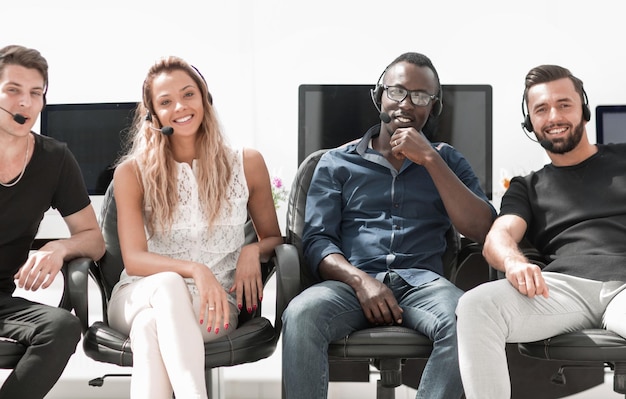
[208,306,215,311]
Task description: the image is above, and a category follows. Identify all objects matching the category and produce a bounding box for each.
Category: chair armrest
[66,257,95,335]
[274,243,302,334]
[58,262,73,311]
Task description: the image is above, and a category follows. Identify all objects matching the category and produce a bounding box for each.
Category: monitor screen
[596,105,626,144]
[298,84,493,199]
[40,102,138,195]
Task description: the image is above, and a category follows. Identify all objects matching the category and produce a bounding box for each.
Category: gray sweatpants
[456,272,626,399]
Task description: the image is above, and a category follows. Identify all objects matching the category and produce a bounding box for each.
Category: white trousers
[456,272,626,399]
[108,271,239,399]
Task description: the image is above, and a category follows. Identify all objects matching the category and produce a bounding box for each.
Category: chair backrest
[96,182,264,324]
[285,149,328,288]
[285,149,460,289]
[97,183,125,303]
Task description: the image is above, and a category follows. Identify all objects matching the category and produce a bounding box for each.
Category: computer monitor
[298,84,493,199]
[595,105,626,144]
[40,102,138,195]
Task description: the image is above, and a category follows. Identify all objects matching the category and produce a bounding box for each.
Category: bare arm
[15,204,105,291]
[232,148,283,311]
[482,214,549,298]
[114,160,232,332]
[114,160,207,278]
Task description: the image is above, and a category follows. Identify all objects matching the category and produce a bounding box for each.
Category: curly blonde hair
[119,56,232,235]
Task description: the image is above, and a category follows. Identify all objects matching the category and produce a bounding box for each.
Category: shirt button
[393,203,399,208]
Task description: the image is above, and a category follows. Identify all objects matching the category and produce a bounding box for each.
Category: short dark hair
[523,64,585,105]
[384,52,441,95]
[0,45,49,95]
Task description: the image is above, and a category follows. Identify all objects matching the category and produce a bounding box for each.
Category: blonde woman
[107,56,282,399]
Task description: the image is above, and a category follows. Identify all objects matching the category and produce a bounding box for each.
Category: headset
[143,63,213,135]
[521,83,591,133]
[370,65,443,117]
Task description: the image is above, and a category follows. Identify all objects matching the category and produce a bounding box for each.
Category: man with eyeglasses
[282,52,496,399]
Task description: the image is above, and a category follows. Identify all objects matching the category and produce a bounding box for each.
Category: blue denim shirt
[302,125,494,287]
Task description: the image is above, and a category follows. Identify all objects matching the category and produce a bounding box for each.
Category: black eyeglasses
[383,85,438,106]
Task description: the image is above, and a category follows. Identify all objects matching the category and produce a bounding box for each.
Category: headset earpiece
[521,86,590,133]
[371,61,443,122]
[431,86,443,117]
[373,84,383,104]
[372,66,387,105]
[522,114,534,132]
[582,90,591,122]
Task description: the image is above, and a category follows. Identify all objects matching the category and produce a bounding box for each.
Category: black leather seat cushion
[519,329,626,361]
[328,326,433,359]
[83,311,276,369]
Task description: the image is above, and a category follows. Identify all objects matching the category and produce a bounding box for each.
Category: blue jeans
[282,272,464,399]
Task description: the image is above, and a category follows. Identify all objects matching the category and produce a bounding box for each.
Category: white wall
[6,0,626,226]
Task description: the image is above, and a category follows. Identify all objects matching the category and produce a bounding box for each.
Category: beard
[539,118,585,154]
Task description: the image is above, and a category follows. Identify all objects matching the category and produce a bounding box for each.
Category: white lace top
[117,149,249,307]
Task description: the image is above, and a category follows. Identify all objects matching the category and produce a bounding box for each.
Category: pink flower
[272,177,283,189]
[270,176,288,209]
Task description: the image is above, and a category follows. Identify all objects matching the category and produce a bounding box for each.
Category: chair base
[87,369,222,398]
[614,362,626,394]
[376,380,395,399]
[519,329,626,397]
[375,358,402,388]
[88,373,131,387]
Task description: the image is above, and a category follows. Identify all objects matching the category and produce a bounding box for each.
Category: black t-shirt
[501,144,626,282]
[0,133,90,294]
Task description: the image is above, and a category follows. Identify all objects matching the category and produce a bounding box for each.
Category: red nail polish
[225,323,229,330]
[253,304,258,311]
[247,307,252,313]
[215,328,219,334]
[238,304,243,310]
[200,319,204,325]
[207,326,212,332]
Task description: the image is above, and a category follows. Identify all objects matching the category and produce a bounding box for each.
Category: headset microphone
[370,87,392,124]
[0,106,27,125]
[149,125,174,136]
[540,140,554,151]
[145,110,174,135]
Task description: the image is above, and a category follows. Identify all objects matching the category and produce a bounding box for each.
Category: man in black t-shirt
[0,45,105,398]
[456,64,626,399]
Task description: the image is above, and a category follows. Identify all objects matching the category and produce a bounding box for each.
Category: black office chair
[66,183,279,396]
[512,247,626,398]
[274,149,467,399]
[477,244,612,398]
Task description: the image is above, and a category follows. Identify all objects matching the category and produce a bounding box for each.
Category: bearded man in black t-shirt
[456,64,626,399]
